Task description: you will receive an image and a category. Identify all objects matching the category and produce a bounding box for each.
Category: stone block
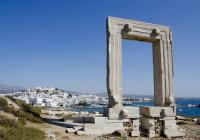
[141,118,155,130]
[140,106,175,118]
[73,116,95,123]
[93,117,106,124]
[163,119,185,137]
[140,106,162,117]
[164,120,177,128]
[106,118,130,123]
[164,127,185,138]
[66,128,75,133]
[83,116,95,123]
[131,130,140,137]
[105,107,121,119]
[83,121,124,135]
[105,107,140,119]
[161,107,175,117]
[123,106,140,118]
[132,119,139,131]
[147,133,156,138]
[73,117,84,123]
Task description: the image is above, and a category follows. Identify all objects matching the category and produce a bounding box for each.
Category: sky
[0,0,200,97]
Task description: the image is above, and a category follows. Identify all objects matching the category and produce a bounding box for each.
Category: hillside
[0,96,45,140]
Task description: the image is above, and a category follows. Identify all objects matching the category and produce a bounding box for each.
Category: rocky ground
[26,114,200,140]
[178,120,200,140]
[2,96,199,140]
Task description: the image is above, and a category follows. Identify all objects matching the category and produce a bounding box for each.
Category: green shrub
[0,97,16,113]
[0,116,44,140]
[0,127,8,139]
[0,116,16,127]
[9,127,45,140]
[0,125,45,140]
[18,117,26,126]
[0,97,8,111]
[12,110,43,123]
[0,97,8,108]
[22,103,41,117]
[0,97,45,139]
[0,97,21,117]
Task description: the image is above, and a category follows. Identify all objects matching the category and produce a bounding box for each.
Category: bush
[18,117,26,126]
[22,103,41,117]
[0,125,45,140]
[0,97,15,113]
[0,97,8,111]
[0,97,45,139]
[0,115,45,140]
[0,97,8,108]
[12,110,43,123]
[0,115,16,127]
[77,101,89,106]
[0,127,8,139]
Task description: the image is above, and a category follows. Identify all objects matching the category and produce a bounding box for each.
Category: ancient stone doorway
[71,17,184,138]
[106,17,175,119]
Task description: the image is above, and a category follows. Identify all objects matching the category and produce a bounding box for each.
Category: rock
[176,116,185,120]
[176,115,191,121]
[73,126,83,131]
[112,129,127,138]
[197,118,200,124]
[192,118,197,122]
[75,130,84,136]
[66,128,76,133]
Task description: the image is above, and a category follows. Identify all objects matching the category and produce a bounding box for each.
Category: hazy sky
[0,0,200,97]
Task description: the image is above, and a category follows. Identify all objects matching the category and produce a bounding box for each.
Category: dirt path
[25,115,100,140]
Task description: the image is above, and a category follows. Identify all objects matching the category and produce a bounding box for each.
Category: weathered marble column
[152,31,175,107]
[106,19,122,109]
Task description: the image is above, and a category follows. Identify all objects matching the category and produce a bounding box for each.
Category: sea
[75,99,200,117]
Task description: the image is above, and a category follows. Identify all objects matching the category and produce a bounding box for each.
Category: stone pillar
[106,19,122,109]
[152,40,166,106]
[152,32,175,107]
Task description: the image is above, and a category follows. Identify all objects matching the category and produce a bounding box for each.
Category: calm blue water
[75,99,200,117]
[176,99,200,117]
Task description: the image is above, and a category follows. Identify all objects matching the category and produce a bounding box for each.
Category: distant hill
[62,89,81,95]
[0,83,25,94]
